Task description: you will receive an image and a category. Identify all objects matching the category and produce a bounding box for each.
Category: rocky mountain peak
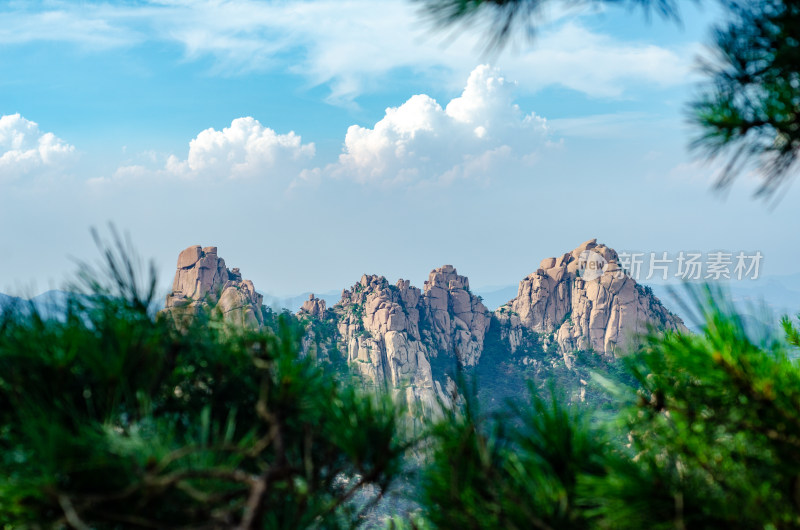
[424,264,469,292]
[160,241,690,416]
[299,294,327,320]
[422,265,490,366]
[330,274,437,410]
[498,239,685,360]
[164,245,263,329]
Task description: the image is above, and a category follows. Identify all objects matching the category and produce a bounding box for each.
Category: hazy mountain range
[4,275,799,327]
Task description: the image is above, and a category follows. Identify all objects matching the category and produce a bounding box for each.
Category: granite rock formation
[161,240,688,414]
[496,239,685,361]
[421,265,490,366]
[164,245,263,329]
[298,294,328,320]
[331,274,440,412]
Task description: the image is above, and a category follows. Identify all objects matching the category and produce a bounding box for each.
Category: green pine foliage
[420,380,607,529]
[691,0,800,198]
[602,286,800,528]
[416,285,800,529]
[415,0,680,52]
[0,236,407,529]
[3,235,800,528]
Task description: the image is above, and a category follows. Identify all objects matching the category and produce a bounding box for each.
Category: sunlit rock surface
[496,239,686,360]
[164,245,263,329]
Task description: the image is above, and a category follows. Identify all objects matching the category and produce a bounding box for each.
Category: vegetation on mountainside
[474,315,634,412]
[3,239,800,528]
[424,286,800,528]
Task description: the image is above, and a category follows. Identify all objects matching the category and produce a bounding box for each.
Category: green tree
[693,0,800,198]
[594,286,800,528]
[416,286,800,528]
[0,234,408,529]
[420,379,608,529]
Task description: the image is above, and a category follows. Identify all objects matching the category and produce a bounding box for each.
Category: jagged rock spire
[164,245,263,329]
[496,239,685,359]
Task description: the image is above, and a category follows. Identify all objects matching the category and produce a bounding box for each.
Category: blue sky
[1,0,798,299]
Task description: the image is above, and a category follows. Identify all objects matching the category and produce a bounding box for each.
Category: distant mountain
[0,293,22,311]
[9,241,797,418]
[0,292,50,312]
[269,286,520,315]
[728,277,800,316]
[30,290,72,316]
[161,239,686,414]
[646,278,800,335]
[0,289,163,318]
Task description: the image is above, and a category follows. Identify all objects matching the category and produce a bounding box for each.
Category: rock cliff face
[331,274,440,412]
[318,266,492,412]
[421,266,490,366]
[496,239,685,360]
[162,241,687,414]
[164,245,263,329]
[296,294,335,363]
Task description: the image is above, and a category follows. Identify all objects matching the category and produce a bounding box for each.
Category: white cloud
[108,66,549,188]
[0,114,75,179]
[547,112,679,139]
[0,1,695,102]
[112,117,315,181]
[316,65,549,185]
[504,23,693,97]
[0,6,141,48]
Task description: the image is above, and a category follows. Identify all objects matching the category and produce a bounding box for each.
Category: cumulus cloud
[109,66,549,188]
[316,65,549,185]
[0,114,75,179]
[1,1,694,102]
[113,117,315,181]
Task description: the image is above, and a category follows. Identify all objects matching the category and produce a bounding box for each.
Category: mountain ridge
[161,239,686,413]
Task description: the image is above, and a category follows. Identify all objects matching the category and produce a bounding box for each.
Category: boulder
[177,245,202,269]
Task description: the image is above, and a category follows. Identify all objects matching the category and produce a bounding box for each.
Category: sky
[1,0,799,301]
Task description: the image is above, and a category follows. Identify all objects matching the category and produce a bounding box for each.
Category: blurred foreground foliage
[419,286,800,529]
[2,237,800,528]
[0,236,408,529]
